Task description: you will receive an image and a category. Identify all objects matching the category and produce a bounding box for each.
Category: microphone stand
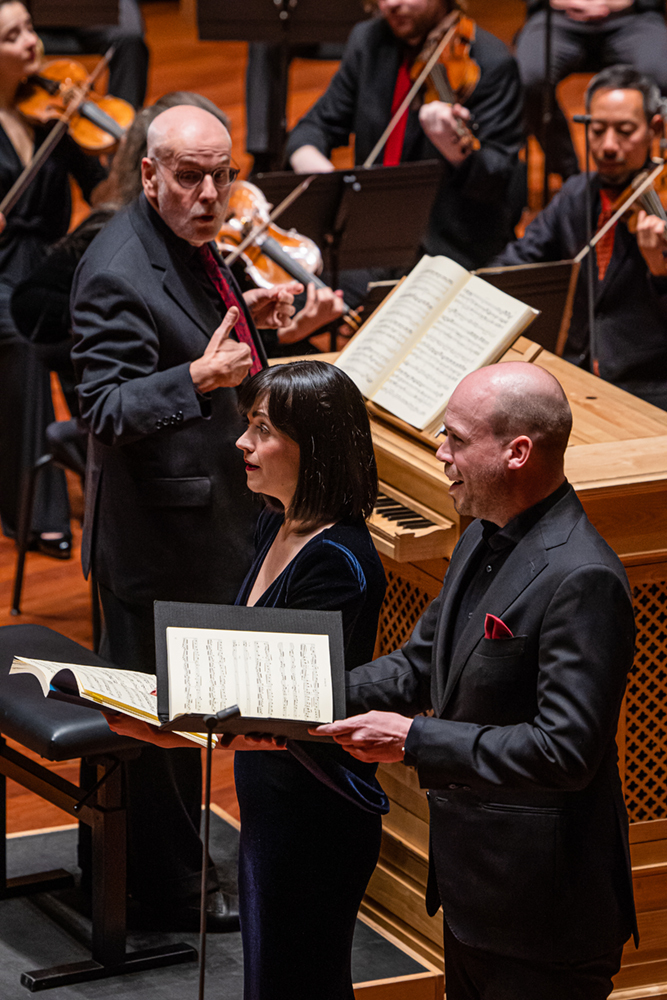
[198,704,241,1000]
[572,113,597,375]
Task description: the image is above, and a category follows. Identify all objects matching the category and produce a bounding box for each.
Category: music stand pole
[198,704,241,1000]
[572,113,596,375]
[542,3,553,206]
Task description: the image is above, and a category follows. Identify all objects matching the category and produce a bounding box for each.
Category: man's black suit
[71,194,265,903]
[347,485,637,970]
[284,17,524,271]
[495,173,667,410]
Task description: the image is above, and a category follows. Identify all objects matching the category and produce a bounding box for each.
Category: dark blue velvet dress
[234,508,388,1000]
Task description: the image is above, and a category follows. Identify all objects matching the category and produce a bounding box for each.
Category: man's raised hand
[189,305,253,392]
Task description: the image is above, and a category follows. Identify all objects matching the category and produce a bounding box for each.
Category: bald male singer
[318,362,637,999]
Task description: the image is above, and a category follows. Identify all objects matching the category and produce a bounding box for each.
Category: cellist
[286,0,525,302]
[0,1,106,559]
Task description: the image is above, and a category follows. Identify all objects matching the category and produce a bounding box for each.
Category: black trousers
[443,918,624,1000]
[79,584,219,903]
[515,10,667,177]
[38,0,148,109]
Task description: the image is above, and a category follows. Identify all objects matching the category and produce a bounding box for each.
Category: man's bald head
[438,363,571,525]
[146,105,231,163]
[141,104,233,245]
[459,362,572,461]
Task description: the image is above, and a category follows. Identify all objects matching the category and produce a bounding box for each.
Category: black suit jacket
[347,486,637,963]
[71,195,265,606]
[285,17,524,270]
[495,173,667,402]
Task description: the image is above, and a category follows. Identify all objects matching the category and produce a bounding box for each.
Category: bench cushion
[0,624,144,760]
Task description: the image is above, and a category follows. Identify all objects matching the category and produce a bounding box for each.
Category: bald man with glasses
[70,106,299,930]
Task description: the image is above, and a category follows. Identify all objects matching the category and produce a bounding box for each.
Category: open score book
[336,254,539,433]
[10,605,345,743]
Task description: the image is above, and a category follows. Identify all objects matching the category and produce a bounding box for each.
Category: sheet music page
[335,255,470,397]
[372,276,536,428]
[10,657,159,718]
[166,627,333,723]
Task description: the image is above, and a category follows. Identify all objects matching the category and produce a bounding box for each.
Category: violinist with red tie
[495,65,667,411]
[286,0,525,294]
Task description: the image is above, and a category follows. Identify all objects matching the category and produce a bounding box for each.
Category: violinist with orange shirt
[286,0,525,298]
[495,65,667,410]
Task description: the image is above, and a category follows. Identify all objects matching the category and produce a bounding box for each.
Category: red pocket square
[484,614,514,639]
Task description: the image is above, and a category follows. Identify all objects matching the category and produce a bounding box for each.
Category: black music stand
[31,1,119,27]
[255,160,443,285]
[363,258,578,357]
[474,260,578,355]
[196,0,368,158]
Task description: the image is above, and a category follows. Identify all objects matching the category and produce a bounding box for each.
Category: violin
[18,59,135,154]
[363,10,481,169]
[218,180,362,335]
[410,12,481,154]
[608,160,667,232]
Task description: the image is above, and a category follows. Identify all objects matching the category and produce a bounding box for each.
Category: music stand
[31,0,119,27]
[363,258,579,356]
[196,0,368,156]
[255,160,443,280]
[474,259,579,355]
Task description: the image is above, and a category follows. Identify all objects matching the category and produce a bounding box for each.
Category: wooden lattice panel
[377,570,438,656]
[624,581,667,823]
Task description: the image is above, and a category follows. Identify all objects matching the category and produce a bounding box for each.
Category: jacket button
[448,783,459,789]
[156,419,163,429]
[177,411,183,421]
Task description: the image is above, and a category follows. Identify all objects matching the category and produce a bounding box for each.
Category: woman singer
[108,360,388,1000]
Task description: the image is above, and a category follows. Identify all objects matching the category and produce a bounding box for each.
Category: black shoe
[37,531,72,560]
[136,889,240,933]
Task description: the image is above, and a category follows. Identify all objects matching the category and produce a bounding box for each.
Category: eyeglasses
[153,160,240,190]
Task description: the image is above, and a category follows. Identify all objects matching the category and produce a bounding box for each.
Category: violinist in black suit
[496,66,667,410]
[318,362,637,999]
[71,105,298,927]
[285,0,525,285]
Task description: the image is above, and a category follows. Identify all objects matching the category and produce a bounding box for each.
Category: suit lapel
[429,526,484,714]
[439,534,549,714]
[436,488,584,716]
[128,195,221,338]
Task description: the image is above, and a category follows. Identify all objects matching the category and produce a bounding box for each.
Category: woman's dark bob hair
[237,361,378,529]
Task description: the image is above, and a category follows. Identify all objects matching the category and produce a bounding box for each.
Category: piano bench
[0,623,196,992]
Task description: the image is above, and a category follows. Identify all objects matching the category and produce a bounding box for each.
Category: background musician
[495,65,667,411]
[515,0,667,181]
[0,1,105,559]
[285,0,525,297]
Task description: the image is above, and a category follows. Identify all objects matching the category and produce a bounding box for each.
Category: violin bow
[223,172,318,267]
[0,46,115,219]
[362,12,461,169]
[574,158,666,263]
[225,14,462,267]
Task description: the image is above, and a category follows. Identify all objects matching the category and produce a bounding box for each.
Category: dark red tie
[198,243,263,375]
[383,55,412,167]
[595,188,618,283]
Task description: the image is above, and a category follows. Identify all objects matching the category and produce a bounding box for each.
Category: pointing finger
[210,306,240,348]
